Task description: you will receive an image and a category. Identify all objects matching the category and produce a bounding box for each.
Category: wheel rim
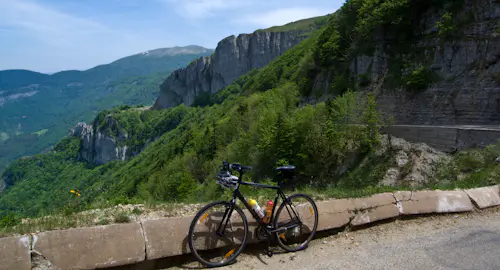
[275,195,317,250]
[190,203,246,266]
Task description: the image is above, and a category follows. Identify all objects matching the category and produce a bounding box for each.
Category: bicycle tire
[274,193,318,252]
[188,200,249,267]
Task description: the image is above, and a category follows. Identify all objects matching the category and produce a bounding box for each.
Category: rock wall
[346,0,500,125]
[153,30,310,109]
[70,122,130,165]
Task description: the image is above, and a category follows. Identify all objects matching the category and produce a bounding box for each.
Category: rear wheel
[274,193,318,252]
[188,201,248,267]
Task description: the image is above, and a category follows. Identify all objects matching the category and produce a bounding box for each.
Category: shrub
[132,207,143,215]
[0,213,20,228]
[436,12,457,40]
[404,66,437,92]
[114,211,130,223]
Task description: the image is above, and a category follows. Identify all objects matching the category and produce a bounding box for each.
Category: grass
[0,202,203,237]
[113,211,130,223]
[428,143,500,190]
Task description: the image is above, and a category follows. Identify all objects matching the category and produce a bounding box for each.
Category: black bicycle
[188,161,319,267]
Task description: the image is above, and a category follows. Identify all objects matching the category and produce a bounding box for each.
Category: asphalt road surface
[168,207,500,270]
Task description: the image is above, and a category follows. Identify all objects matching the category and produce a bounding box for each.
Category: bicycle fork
[216,203,234,237]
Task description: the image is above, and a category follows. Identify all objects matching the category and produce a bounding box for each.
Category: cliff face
[153,31,310,109]
[346,0,500,125]
[70,122,131,165]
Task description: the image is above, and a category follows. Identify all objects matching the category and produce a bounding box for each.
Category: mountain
[153,15,329,109]
[46,45,213,84]
[70,16,329,166]
[0,70,48,90]
[1,0,500,221]
[0,46,214,173]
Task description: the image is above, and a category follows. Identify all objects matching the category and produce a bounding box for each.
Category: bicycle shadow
[174,211,251,269]
[172,212,315,269]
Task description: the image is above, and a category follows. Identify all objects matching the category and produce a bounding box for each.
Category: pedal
[264,248,273,257]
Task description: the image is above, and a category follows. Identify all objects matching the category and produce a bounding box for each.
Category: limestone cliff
[153,30,310,109]
[70,122,131,165]
[327,0,500,125]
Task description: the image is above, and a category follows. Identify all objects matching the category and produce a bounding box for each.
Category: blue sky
[0,0,344,73]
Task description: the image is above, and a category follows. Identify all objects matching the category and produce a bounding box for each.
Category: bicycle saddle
[275,165,296,172]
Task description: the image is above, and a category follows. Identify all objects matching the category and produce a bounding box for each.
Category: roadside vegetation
[1,0,496,234]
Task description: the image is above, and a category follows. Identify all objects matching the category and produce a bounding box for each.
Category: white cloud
[0,0,114,48]
[164,0,251,19]
[235,7,328,28]
[0,0,174,71]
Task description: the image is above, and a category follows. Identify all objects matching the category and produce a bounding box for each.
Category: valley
[0,0,499,230]
[0,46,214,173]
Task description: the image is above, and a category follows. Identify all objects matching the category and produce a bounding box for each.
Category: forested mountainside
[1,0,499,221]
[0,46,213,173]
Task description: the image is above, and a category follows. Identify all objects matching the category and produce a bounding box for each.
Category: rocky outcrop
[70,122,130,165]
[153,30,310,109]
[376,134,450,188]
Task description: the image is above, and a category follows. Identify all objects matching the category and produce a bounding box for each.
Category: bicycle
[188,161,319,267]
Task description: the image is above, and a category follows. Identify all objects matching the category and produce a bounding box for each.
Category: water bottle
[263,200,274,224]
[249,199,265,219]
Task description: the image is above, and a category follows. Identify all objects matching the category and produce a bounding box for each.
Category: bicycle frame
[216,170,301,236]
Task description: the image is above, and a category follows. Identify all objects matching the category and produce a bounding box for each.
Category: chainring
[256,225,270,240]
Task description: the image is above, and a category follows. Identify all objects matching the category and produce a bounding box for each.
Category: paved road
[170,207,500,270]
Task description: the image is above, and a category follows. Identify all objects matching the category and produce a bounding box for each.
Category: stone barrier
[32,223,145,269]
[1,185,499,269]
[315,198,355,231]
[394,190,473,215]
[142,216,192,260]
[464,185,500,209]
[0,236,30,270]
[350,193,400,226]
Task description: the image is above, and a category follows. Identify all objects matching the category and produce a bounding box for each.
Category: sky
[0,0,344,73]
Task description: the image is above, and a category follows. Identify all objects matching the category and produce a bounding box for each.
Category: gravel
[165,207,500,270]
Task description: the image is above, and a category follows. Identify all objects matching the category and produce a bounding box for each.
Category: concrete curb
[1,184,498,270]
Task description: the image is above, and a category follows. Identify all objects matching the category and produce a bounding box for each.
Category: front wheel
[274,193,318,252]
[188,201,248,267]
